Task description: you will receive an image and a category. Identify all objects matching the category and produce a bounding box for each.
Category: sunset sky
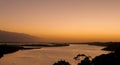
[0,0,120,42]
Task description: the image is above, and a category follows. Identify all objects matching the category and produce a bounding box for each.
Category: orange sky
[0,0,120,42]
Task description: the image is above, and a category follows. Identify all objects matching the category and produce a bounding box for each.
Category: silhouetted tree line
[53,60,71,65]
[53,47,120,65]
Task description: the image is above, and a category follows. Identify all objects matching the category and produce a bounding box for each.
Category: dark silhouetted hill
[0,30,41,42]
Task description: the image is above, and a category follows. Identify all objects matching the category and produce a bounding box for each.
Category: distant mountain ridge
[0,30,41,42]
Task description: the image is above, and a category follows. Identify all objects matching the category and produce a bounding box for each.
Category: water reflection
[0,44,109,65]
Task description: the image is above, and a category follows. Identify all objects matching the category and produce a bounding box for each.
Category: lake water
[0,44,109,65]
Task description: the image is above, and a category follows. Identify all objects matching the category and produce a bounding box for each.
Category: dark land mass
[0,30,41,43]
[0,44,38,58]
[87,42,120,51]
[71,42,120,51]
[23,43,69,47]
[0,45,22,58]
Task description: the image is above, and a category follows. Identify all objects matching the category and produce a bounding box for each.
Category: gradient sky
[0,0,120,42]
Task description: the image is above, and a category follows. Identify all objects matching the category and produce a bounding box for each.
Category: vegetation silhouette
[78,57,92,65]
[73,54,87,60]
[53,60,71,65]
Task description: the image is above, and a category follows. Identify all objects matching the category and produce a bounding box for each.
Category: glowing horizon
[1,0,120,42]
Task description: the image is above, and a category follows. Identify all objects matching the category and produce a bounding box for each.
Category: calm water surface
[0,44,109,65]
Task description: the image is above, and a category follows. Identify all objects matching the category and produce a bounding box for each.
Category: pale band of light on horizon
[0,0,120,42]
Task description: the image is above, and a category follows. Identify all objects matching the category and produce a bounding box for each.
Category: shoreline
[70,42,120,51]
[1,42,120,59]
[0,43,70,58]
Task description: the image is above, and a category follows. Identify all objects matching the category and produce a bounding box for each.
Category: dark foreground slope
[91,47,120,65]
